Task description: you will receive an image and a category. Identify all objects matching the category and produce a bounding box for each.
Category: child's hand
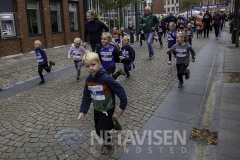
[83,42,87,48]
[191,59,195,62]
[77,112,85,120]
[117,108,124,117]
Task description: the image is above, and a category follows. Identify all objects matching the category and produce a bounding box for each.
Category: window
[50,2,62,32]
[168,8,170,12]
[164,0,166,5]
[167,0,170,5]
[172,0,174,4]
[26,1,42,35]
[172,7,174,11]
[69,3,79,31]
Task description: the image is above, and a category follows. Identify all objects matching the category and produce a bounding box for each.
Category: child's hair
[82,51,101,64]
[177,32,188,42]
[123,36,130,42]
[187,23,192,27]
[74,38,83,45]
[169,22,176,28]
[120,27,124,31]
[102,32,112,42]
[86,10,99,19]
[112,27,117,30]
[34,40,42,45]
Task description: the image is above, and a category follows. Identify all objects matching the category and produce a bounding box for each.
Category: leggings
[38,63,52,80]
[176,63,188,83]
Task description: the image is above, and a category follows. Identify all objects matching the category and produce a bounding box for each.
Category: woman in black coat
[83,10,109,51]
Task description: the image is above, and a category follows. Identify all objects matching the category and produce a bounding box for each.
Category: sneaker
[39,80,45,84]
[178,82,183,88]
[112,117,122,130]
[125,75,130,79]
[149,54,154,60]
[118,68,126,76]
[49,61,55,65]
[185,69,190,80]
[76,78,80,82]
[160,44,163,48]
[168,61,172,65]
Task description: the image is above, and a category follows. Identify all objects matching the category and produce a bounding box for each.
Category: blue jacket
[80,68,127,114]
[120,45,135,64]
[35,48,48,66]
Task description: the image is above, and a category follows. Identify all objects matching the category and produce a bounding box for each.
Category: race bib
[101,51,113,61]
[88,85,105,100]
[176,49,187,57]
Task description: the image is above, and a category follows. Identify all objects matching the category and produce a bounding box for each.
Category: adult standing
[83,10,109,51]
[212,10,222,40]
[202,10,212,38]
[165,12,177,29]
[139,6,159,59]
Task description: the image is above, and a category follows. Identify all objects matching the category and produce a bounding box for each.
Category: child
[95,32,126,80]
[186,23,193,45]
[196,22,202,38]
[112,27,121,45]
[119,36,135,79]
[157,23,164,48]
[166,22,177,65]
[68,38,86,82]
[169,32,195,88]
[34,40,55,84]
[77,51,127,153]
[176,18,185,32]
[135,27,145,46]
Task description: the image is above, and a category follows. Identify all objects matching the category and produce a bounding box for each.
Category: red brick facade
[0,0,85,57]
[152,0,164,14]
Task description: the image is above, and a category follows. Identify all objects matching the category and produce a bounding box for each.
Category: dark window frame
[25,0,43,36]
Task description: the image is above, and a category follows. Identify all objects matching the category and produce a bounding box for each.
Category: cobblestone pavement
[0,33,212,159]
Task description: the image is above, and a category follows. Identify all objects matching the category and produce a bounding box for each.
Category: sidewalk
[120,30,240,160]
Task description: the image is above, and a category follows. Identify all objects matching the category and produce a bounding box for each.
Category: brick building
[0,0,86,57]
[152,0,164,14]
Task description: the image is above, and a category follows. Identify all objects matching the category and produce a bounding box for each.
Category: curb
[0,53,23,60]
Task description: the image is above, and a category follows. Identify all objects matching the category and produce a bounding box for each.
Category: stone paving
[0,33,211,159]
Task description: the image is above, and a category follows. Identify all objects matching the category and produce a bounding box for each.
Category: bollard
[130,31,134,43]
[232,28,236,44]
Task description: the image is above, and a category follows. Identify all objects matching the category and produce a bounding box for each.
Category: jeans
[74,60,82,79]
[214,25,220,37]
[144,32,155,56]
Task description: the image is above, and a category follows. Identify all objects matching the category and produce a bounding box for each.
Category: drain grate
[190,128,218,145]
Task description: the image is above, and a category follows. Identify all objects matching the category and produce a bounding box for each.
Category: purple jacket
[213,14,221,26]
[161,19,166,27]
[68,44,86,61]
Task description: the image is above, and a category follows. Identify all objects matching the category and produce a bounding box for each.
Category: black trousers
[188,38,192,45]
[214,25,220,37]
[176,63,188,83]
[94,107,114,143]
[203,25,210,37]
[106,67,121,80]
[38,63,52,80]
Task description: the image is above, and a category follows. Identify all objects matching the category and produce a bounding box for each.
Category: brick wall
[152,0,164,14]
[0,0,85,57]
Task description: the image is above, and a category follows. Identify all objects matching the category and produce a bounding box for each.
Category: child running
[95,32,126,79]
[169,32,195,88]
[166,22,177,65]
[186,23,194,45]
[112,27,121,45]
[119,36,135,79]
[68,38,86,82]
[77,51,127,153]
[34,40,55,84]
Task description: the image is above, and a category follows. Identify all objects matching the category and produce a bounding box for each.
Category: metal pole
[234,0,239,46]
[135,2,139,41]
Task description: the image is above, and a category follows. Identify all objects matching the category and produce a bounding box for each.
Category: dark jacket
[139,13,159,33]
[84,19,109,44]
[202,13,212,26]
[80,67,127,113]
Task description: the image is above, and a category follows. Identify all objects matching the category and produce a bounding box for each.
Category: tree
[179,0,202,12]
[92,0,141,28]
